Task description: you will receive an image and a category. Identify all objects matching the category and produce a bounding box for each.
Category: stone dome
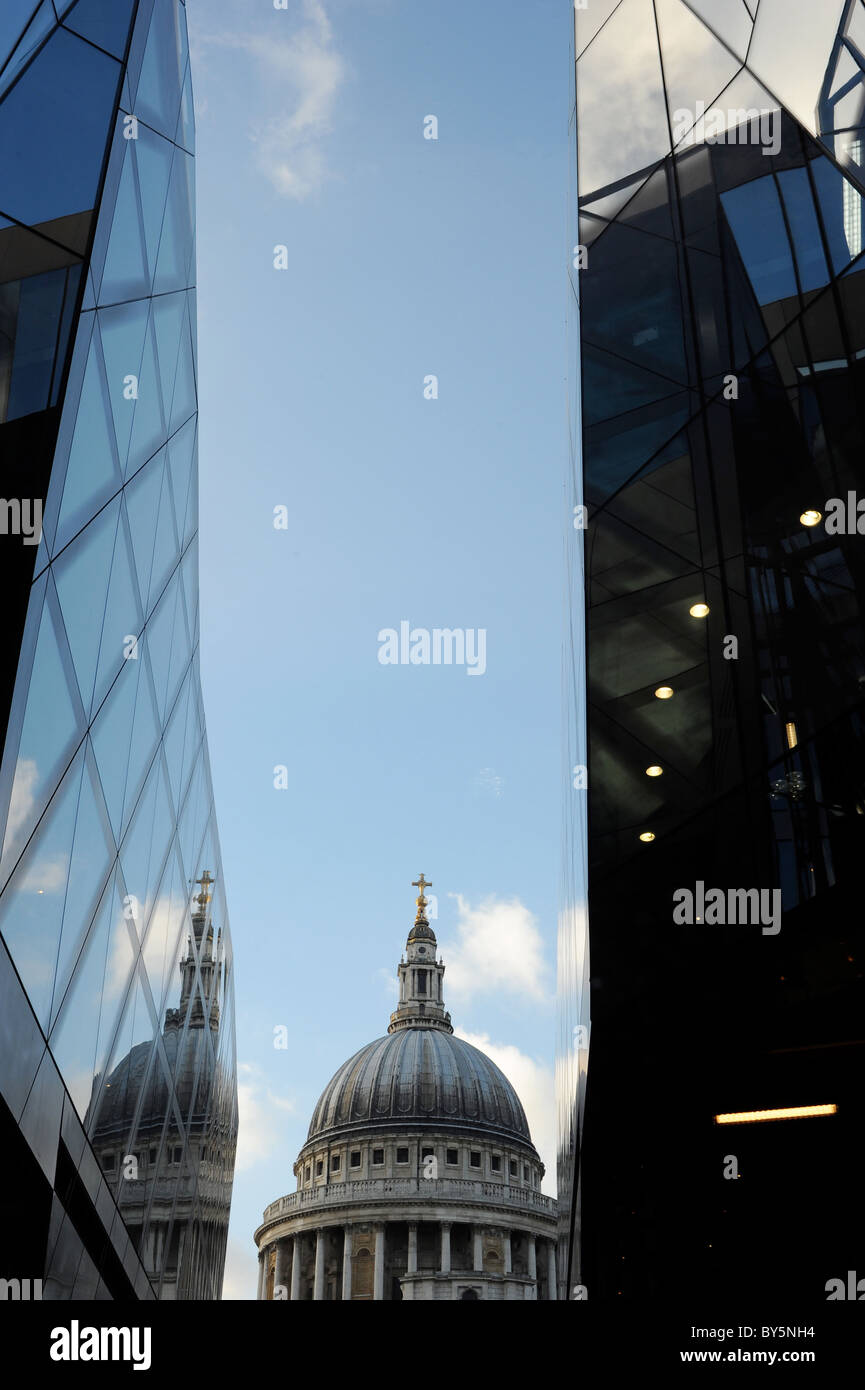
[304,1028,532,1147]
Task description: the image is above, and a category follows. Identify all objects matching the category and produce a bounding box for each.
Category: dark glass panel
[63,0,136,61]
[721,175,798,303]
[0,26,119,227]
[0,0,55,101]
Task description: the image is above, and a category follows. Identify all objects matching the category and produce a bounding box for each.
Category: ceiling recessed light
[639,832,655,842]
[800,509,822,527]
[646,765,663,777]
[654,686,674,700]
[689,603,710,618]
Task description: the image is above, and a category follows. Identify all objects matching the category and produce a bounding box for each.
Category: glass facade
[560,0,865,1299]
[0,0,237,1300]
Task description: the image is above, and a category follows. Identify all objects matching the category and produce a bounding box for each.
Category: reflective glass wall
[0,0,237,1300]
[560,0,865,1299]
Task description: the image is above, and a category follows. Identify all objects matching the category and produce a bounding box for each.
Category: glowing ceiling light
[654,686,674,700]
[800,509,822,527]
[689,603,710,618]
[639,832,655,842]
[714,1104,837,1126]
[645,765,663,777]
[785,721,798,750]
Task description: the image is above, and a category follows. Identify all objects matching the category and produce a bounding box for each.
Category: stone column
[527,1233,537,1282]
[313,1229,326,1300]
[373,1224,386,1300]
[273,1238,287,1299]
[256,1249,266,1300]
[503,1232,512,1275]
[407,1223,418,1274]
[342,1225,352,1301]
[547,1240,557,1300]
[290,1233,301,1301]
[440,1222,451,1274]
[473,1227,483,1272]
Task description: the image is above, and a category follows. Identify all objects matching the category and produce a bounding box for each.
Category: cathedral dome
[305,1028,531,1146]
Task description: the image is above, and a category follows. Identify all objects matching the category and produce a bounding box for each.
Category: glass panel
[655,0,741,132]
[151,289,185,423]
[0,1,44,73]
[48,748,115,1033]
[148,452,181,608]
[812,156,865,272]
[92,502,142,711]
[90,647,140,838]
[97,298,149,475]
[84,872,137,1096]
[0,26,118,226]
[136,124,174,283]
[118,753,173,947]
[166,413,196,545]
[577,0,670,198]
[748,0,847,140]
[53,497,120,716]
[55,328,121,551]
[0,586,83,882]
[63,0,136,61]
[0,746,85,1029]
[580,220,688,380]
[679,0,754,62]
[125,445,165,611]
[126,308,167,474]
[144,569,182,722]
[777,166,831,292]
[721,175,798,303]
[154,145,195,295]
[575,0,623,59]
[97,136,150,307]
[0,0,56,102]
[175,59,194,154]
[1,265,74,422]
[141,844,186,1019]
[134,0,185,141]
[162,666,193,814]
[118,645,160,837]
[86,959,157,1142]
[169,293,196,431]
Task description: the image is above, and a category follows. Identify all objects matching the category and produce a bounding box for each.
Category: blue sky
[186,0,571,1297]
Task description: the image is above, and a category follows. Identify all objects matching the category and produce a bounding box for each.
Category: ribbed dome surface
[306,1029,531,1144]
[88,1026,215,1137]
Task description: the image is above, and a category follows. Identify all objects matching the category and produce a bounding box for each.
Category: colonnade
[257,1220,558,1300]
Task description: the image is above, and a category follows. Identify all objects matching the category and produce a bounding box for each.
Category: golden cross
[194,870,214,906]
[412,873,432,899]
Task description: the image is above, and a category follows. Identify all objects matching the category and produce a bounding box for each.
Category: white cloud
[202,0,346,200]
[221,1236,259,1301]
[377,965,399,999]
[3,757,39,858]
[441,893,550,1005]
[475,767,504,797]
[456,1028,556,1195]
[235,1061,296,1173]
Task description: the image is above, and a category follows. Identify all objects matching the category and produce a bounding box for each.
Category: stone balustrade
[261,1177,554,1224]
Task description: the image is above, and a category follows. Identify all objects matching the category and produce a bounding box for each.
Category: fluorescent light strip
[714,1104,837,1125]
